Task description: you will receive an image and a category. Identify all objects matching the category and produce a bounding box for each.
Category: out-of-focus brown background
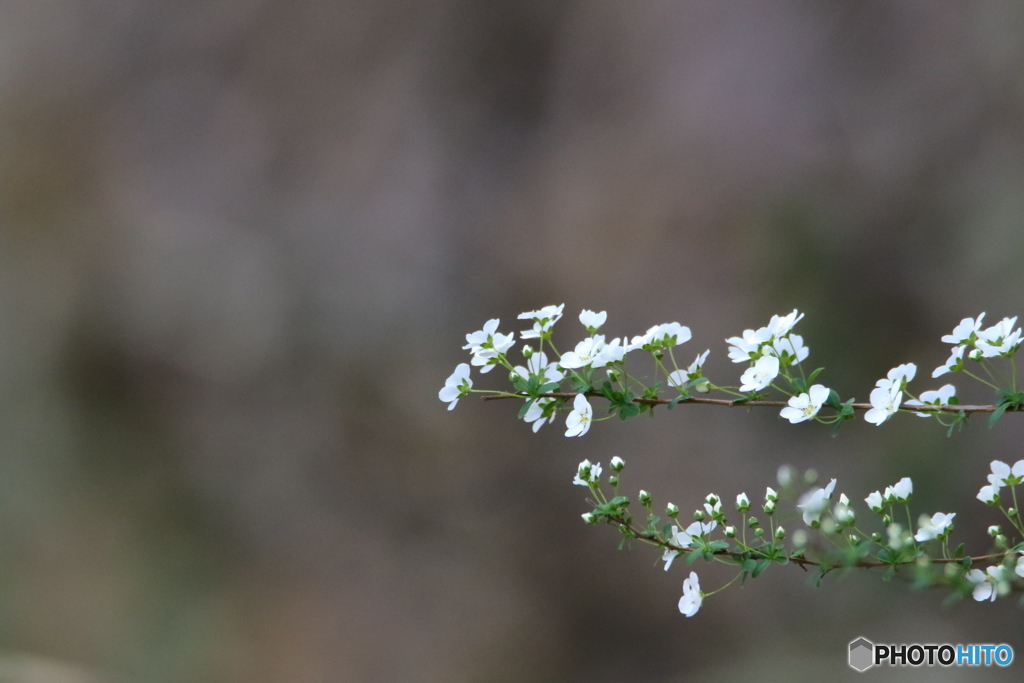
[1,2,1023,681]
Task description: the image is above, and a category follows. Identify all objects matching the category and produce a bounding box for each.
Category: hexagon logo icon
[849,637,874,672]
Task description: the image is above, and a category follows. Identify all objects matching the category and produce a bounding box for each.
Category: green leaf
[708,540,730,551]
[752,559,770,578]
[618,403,641,420]
[989,402,1010,427]
[513,379,529,393]
[825,389,842,411]
[517,398,535,419]
[791,378,807,395]
[685,549,702,565]
[741,558,757,572]
[807,367,824,384]
[954,543,964,559]
[537,382,559,395]
[668,395,685,410]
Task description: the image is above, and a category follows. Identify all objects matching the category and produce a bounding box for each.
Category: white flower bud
[775,526,786,540]
[666,503,679,518]
[764,500,776,515]
[969,348,984,361]
[736,492,750,512]
[765,487,778,502]
[638,490,652,506]
[610,456,625,472]
[725,526,736,537]
[581,512,596,524]
[694,379,711,393]
[988,525,1002,537]
[522,345,534,359]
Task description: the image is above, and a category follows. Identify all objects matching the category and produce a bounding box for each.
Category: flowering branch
[441,305,1024,617]
[482,391,1017,415]
[574,458,1024,616]
[444,306,1024,437]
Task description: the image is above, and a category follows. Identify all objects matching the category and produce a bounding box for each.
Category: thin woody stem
[604,513,1010,574]
[482,391,1018,415]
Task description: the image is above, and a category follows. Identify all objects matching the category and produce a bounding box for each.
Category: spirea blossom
[518,304,565,339]
[663,521,717,571]
[572,459,601,486]
[865,383,902,425]
[739,355,780,392]
[565,394,594,437]
[438,363,472,410]
[579,309,607,331]
[987,460,1024,487]
[796,478,836,527]
[907,384,956,417]
[522,398,557,432]
[975,316,1022,357]
[678,572,702,617]
[942,314,985,345]
[977,484,1000,505]
[968,565,1009,602]
[932,345,965,378]
[914,512,955,542]
[779,384,830,424]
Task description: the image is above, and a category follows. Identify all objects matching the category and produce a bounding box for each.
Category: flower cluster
[443,306,1024,437]
[573,458,1024,616]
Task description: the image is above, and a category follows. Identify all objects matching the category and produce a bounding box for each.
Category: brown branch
[482,391,1019,414]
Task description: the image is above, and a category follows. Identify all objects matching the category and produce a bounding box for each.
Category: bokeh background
[1,1,1023,681]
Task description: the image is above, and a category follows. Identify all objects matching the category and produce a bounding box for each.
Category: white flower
[565,394,594,437]
[865,383,902,425]
[833,494,856,526]
[518,305,565,339]
[662,521,716,571]
[942,314,985,345]
[523,397,556,432]
[877,363,916,390]
[739,355,780,392]
[464,318,500,350]
[914,512,956,542]
[1016,553,1024,579]
[767,309,805,339]
[977,484,1000,505]
[797,478,836,526]
[438,363,472,410]
[464,319,515,372]
[779,384,830,424]
[689,349,710,373]
[678,572,702,617]
[968,565,1008,602]
[975,316,1022,357]
[932,345,965,378]
[655,322,692,347]
[865,490,884,512]
[726,328,771,363]
[579,309,607,331]
[559,336,608,369]
[987,460,1024,487]
[572,459,602,486]
[890,477,913,502]
[907,384,956,417]
[514,351,565,384]
[768,334,809,366]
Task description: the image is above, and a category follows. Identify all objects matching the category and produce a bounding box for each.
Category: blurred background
[0,1,1023,681]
